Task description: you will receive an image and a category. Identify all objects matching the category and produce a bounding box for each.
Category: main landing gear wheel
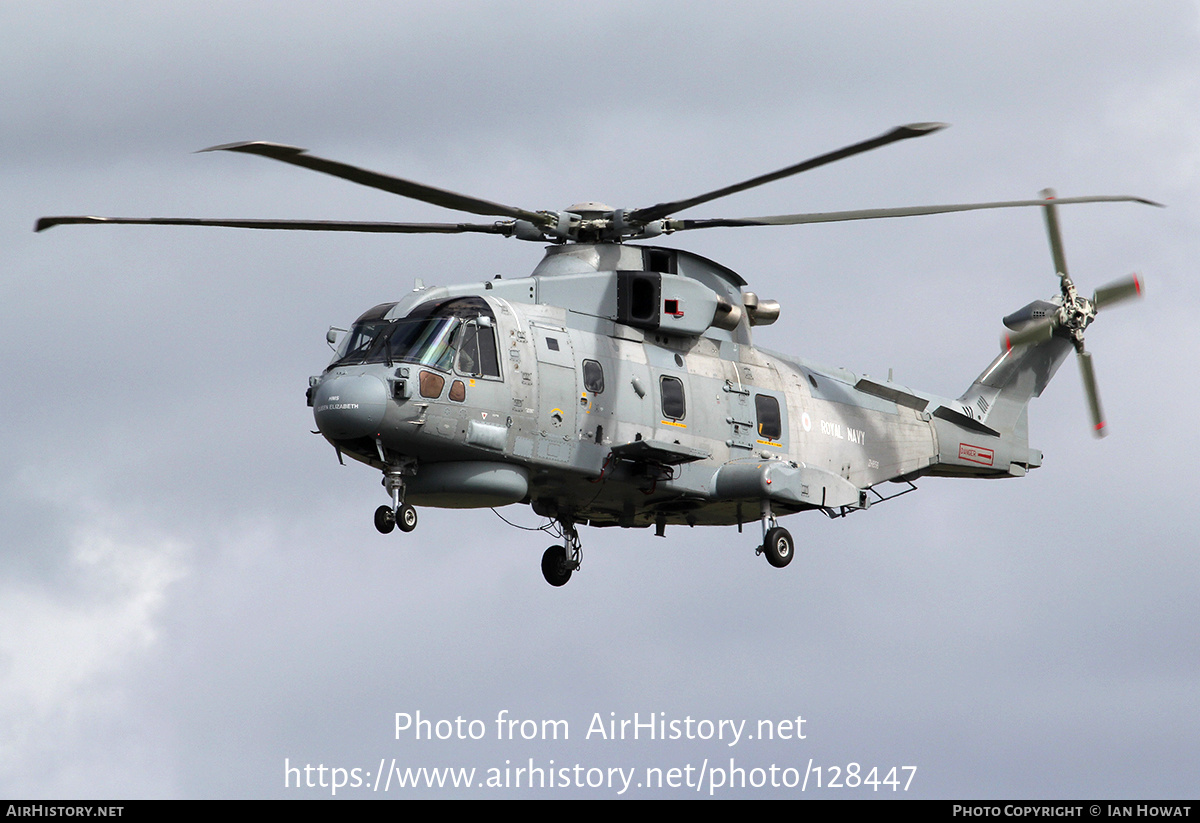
[541,545,572,587]
[396,503,418,533]
[374,505,396,534]
[762,526,794,568]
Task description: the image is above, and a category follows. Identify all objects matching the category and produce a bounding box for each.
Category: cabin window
[583,359,604,394]
[755,394,781,440]
[660,376,685,420]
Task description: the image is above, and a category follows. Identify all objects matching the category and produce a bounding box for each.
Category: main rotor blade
[628,122,948,225]
[1093,274,1143,310]
[34,215,514,235]
[663,194,1162,232]
[201,142,549,226]
[1077,349,1107,438]
[1040,188,1069,279]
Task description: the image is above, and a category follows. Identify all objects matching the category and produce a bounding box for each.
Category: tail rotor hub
[1028,192,1144,436]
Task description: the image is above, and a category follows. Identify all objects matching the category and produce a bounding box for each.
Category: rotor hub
[565,202,615,218]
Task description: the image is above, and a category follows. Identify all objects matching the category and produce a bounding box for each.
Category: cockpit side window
[456,322,501,378]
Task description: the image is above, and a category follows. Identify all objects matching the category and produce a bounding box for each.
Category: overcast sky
[3,1,1198,799]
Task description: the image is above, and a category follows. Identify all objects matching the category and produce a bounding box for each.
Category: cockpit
[331,297,501,379]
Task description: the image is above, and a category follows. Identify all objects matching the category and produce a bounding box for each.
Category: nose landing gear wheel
[541,545,572,587]
[397,503,418,533]
[762,526,794,568]
[374,505,396,534]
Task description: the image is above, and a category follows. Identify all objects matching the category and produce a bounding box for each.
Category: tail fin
[928,189,1148,477]
[960,300,1074,435]
[923,301,1073,479]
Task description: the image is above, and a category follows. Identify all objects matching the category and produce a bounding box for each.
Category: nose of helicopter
[312,374,388,440]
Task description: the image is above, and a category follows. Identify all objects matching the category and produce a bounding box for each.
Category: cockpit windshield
[374,314,460,370]
[331,297,499,377]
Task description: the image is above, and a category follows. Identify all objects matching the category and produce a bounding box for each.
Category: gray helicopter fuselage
[309,243,1061,532]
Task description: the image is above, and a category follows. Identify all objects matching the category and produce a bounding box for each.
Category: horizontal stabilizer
[932,404,1000,437]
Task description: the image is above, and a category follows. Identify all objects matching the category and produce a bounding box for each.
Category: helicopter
[37,122,1158,586]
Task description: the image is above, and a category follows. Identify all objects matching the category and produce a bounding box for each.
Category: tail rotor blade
[1094,274,1143,310]
[1077,349,1107,438]
[1001,316,1056,351]
[1040,188,1069,280]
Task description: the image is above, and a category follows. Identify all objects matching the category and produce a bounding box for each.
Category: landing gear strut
[541,521,582,587]
[755,500,794,569]
[375,465,418,535]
